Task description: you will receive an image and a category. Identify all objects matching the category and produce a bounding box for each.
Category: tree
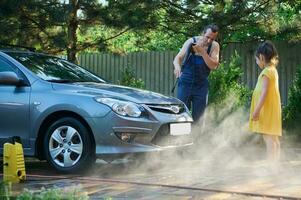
[0,0,300,59]
[283,64,301,136]
[80,0,301,53]
[0,0,160,63]
[157,0,301,45]
[0,1,70,57]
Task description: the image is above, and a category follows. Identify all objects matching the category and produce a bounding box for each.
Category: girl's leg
[272,135,281,161]
[263,135,280,162]
[263,135,274,161]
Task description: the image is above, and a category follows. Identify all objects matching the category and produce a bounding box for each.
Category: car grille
[146,104,185,114]
[151,124,193,147]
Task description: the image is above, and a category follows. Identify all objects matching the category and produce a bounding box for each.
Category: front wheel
[43,117,94,173]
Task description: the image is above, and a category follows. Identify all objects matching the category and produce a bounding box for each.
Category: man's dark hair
[203,24,219,33]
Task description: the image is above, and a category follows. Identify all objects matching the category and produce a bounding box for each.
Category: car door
[0,56,31,150]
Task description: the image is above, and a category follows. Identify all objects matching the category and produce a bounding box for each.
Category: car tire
[43,117,94,173]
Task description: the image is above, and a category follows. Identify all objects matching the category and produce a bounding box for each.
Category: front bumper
[86,104,193,155]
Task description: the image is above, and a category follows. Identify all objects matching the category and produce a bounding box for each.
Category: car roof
[0,49,58,58]
[0,44,67,60]
[1,49,34,53]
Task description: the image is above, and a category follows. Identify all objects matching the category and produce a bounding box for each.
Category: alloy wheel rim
[49,126,83,167]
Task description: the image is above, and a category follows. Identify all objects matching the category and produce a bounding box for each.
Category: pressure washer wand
[171,78,179,94]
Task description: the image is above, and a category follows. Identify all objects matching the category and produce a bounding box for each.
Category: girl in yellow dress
[249,41,282,162]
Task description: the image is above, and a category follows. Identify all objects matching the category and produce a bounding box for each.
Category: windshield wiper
[47,79,106,84]
[47,79,76,83]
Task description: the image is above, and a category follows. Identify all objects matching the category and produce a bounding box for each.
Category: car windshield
[7,52,106,83]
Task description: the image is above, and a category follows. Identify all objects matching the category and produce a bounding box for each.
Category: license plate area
[170,123,191,136]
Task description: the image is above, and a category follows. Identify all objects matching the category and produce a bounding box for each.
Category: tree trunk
[67,0,79,64]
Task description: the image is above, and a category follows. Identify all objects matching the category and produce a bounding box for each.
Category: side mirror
[0,72,27,86]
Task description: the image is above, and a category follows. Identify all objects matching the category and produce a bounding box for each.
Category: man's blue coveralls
[177,37,212,122]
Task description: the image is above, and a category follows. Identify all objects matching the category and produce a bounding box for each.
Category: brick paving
[1,146,301,199]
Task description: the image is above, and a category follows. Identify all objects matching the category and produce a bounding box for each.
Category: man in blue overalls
[173,24,220,125]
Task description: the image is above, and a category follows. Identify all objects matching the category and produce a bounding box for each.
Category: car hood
[52,82,182,104]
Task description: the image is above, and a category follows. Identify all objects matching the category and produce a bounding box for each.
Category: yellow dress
[249,66,282,136]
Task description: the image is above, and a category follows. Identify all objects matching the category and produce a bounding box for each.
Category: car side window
[0,58,15,72]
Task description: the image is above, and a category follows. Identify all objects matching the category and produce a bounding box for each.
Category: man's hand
[174,66,182,78]
[192,38,208,56]
[193,44,207,56]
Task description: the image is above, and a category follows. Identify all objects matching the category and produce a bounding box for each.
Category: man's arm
[194,42,220,70]
[173,38,193,78]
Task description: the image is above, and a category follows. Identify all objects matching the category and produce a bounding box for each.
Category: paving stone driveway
[2,145,301,200]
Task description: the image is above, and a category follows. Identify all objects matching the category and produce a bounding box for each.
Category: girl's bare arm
[252,75,269,121]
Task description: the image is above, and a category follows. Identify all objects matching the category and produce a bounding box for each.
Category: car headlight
[94,97,142,117]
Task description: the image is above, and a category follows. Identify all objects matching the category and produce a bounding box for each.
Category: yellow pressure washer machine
[3,136,26,183]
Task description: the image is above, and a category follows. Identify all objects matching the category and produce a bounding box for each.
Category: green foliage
[77,20,186,54]
[208,51,252,121]
[283,64,301,135]
[118,66,145,89]
[0,181,11,200]
[16,186,89,200]
[0,1,160,62]
[272,2,301,42]
[0,182,89,200]
[107,30,185,53]
[1,0,300,58]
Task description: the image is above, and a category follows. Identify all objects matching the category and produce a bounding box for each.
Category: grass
[0,181,90,200]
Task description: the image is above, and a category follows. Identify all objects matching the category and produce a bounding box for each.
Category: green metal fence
[78,41,301,105]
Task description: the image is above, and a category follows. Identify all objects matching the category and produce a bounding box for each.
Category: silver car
[0,49,193,173]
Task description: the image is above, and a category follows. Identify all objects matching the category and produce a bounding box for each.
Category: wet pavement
[1,145,301,200]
